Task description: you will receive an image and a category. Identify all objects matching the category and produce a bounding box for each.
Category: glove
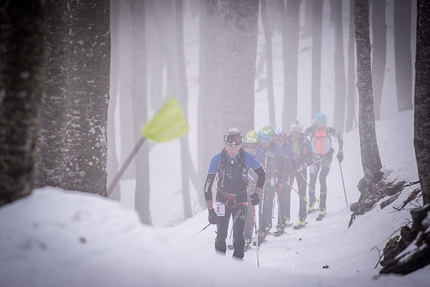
[250,193,260,205]
[208,209,218,224]
[337,151,344,162]
[289,159,297,171]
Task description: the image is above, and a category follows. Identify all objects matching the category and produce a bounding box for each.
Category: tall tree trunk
[35,0,69,188]
[394,0,414,112]
[346,0,357,132]
[131,0,152,225]
[282,0,300,128]
[176,0,193,220]
[261,0,276,128]
[107,0,121,200]
[311,0,323,122]
[331,0,347,133]
[200,0,229,197]
[302,0,314,39]
[222,0,258,132]
[0,0,45,206]
[354,0,383,184]
[371,0,386,121]
[64,0,110,196]
[414,0,430,205]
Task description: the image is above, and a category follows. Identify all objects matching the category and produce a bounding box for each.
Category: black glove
[289,158,297,171]
[337,151,344,162]
[297,163,307,173]
[208,209,218,224]
[250,193,259,205]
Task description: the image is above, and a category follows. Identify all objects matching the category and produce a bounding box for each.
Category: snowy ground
[1,109,429,287]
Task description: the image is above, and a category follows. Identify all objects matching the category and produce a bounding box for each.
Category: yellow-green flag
[141,97,189,142]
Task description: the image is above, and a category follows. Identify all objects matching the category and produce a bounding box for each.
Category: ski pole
[254,205,260,268]
[193,223,211,237]
[285,180,308,202]
[339,162,348,207]
[299,172,320,202]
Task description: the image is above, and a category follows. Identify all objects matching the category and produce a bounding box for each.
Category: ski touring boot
[274,217,290,236]
[307,200,316,214]
[257,231,266,246]
[293,216,307,229]
[244,238,252,252]
[316,207,326,221]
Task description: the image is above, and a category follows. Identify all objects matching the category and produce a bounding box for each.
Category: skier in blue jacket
[204,128,265,260]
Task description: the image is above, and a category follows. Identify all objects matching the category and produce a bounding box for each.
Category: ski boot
[294,216,307,229]
[265,223,272,233]
[308,200,315,213]
[257,231,266,246]
[274,224,286,236]
[244,238,252,252]
[316,207,326,221]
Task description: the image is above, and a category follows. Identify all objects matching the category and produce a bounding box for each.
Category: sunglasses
[259,134,272,143]
[224,134,242,144]
[243,142,258,149]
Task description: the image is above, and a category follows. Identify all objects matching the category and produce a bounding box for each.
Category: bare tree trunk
[302,0,314,39]
[64,0,110,196]
[222,0,258,132]
[371,0,386,121]
[261,0,276,128]
[346,0,357,132]
[354,0,383,184]
[281,0,300,128]
[311,0,323,121]
[394,0,414,112]
[176,0,193,220]
[107,0,121,200]
[331,0,347,133]
[414,0,430,205]
[35,0,69,188]
[0,0,45,206]
[131,0,152,225]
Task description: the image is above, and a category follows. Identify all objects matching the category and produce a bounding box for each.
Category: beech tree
[0,1,45,206]
[354,0,383,184]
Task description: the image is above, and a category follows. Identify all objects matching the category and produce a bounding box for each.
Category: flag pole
[107,137,146,198]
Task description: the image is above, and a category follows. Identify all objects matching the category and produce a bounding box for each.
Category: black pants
[259,180,275,232]
[309,152,333,209]
[280,169,308,221]
[215,191,247,259]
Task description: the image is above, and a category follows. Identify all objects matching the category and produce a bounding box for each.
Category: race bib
[214,202,225,216]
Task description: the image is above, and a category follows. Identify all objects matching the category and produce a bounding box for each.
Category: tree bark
[64,0,110,196]
[331,0,347,133]
[35,0,69,188]
[0,0,45,206]
[354,0,383,184]
[414,0,430,205]
[281,0,300,128]
[311,0,323,122]
[346,0,357,132]
[371,0,387,121]
[394,0,414,112]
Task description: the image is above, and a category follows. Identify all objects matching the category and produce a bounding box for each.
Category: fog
[109,0,416,227]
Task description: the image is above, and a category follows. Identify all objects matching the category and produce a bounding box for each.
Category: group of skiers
[203,113,344,261]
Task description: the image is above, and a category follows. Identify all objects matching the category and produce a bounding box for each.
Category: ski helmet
[290,120,303,133]
[258,125,274,143]
[243,130,259,144]
[314,113,327,124]
[223,128,242,144]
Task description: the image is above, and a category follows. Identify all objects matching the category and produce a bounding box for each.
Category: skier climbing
[204,128,265,260]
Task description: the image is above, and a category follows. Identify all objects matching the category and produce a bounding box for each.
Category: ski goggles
[258,134,272,143]
[243,142,258,150]
[224,134,242,145]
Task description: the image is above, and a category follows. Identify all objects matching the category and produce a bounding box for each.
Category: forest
[0,0,429,275]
